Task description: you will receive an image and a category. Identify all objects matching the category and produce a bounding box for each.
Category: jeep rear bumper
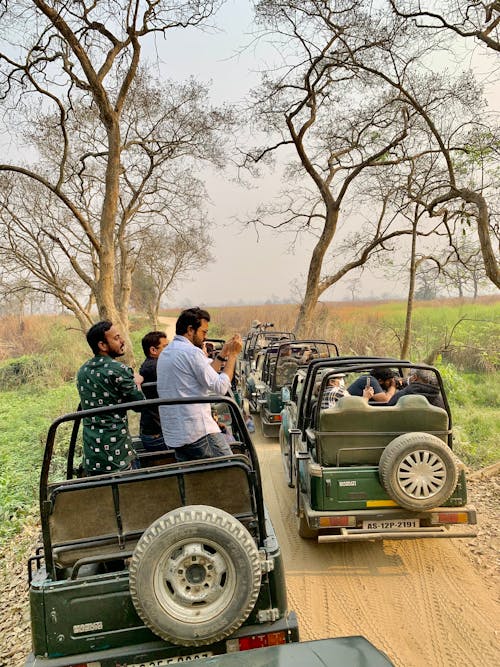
[301,497,477,542]
[25,611,299,667]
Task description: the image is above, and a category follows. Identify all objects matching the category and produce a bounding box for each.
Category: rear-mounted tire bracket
[259,549,275,573]
[257,608,280,622]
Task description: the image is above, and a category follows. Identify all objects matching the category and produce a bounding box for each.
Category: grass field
[0,296,497,545]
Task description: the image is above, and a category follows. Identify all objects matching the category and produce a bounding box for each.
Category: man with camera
[347,367,398,403]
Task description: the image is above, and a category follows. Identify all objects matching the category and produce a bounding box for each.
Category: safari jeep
[238,326,295,411]
[25,395,299,666]
[280,358,477,542]
[258,340,339,438]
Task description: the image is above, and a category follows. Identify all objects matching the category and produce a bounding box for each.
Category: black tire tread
[129,505,261,647]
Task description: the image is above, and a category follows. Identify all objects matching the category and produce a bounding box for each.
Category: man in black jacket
[139,330,168,450]
[387,368,444,409]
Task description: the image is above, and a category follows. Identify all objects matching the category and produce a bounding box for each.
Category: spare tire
[129,505,262,647]
[379,433,458,511]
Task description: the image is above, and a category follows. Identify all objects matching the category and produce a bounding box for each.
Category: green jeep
[258,340,338,438]
[280,358,477,542]
[25,396,299,666]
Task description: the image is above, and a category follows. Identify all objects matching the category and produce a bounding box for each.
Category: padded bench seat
[47,454,254,572]
[316,395,449,467]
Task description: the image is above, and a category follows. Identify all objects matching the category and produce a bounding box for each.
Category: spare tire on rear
[379,433,458,511]
[129,505,262,647]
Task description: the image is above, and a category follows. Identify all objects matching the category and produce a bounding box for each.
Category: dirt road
[253,424,500,667]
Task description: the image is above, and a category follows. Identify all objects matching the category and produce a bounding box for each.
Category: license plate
[129,653,213,666]
[362,519,420,530]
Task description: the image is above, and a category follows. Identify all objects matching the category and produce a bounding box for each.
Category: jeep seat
[47,454,254,573]
[316,395,449,467]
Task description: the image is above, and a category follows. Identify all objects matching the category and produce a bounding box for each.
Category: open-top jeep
[25,395,299,666]
[258,340,339,438]
[280,357,477,542]
[238,326,295,411]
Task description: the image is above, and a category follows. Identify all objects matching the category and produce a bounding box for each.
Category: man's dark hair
[176,307,210,335]
[141,331,167,357]
[86,320,113,355]
[371,367,396,382]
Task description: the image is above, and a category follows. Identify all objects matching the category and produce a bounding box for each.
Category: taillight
[430,511,469,524]
[269,414,282,423]
[226,631,287,652]
[318,516,355,528]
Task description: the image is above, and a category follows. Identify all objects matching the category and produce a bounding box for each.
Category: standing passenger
[77,320,144,475]
[139,331,168,451]
[157,307,242,462]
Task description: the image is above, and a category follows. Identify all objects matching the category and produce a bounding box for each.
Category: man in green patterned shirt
[77,320,145,475]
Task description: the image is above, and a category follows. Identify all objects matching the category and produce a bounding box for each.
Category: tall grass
[204,295,499,368]
[0,384,77,545]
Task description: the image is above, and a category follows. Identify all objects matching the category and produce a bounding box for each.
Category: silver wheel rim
[397,449,447,499]
[153,539,236,623]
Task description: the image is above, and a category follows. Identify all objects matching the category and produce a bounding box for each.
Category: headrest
[396,395,433,409]
[327,396,370,412]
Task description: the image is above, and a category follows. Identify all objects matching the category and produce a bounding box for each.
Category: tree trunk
[458,188,500,289]
[401,219,418,360]
[92,119,136,366]
[294,208,339,336]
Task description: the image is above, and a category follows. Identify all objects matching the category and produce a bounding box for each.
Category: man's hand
[221,334,243,358]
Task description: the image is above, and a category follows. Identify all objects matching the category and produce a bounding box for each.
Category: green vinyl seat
[316,394,449,467]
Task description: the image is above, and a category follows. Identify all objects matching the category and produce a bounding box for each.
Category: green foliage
[0,356,48,389]
[437,363,500,468]
[0,384,78,545]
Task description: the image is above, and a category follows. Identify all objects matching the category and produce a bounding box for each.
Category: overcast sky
[146,1,355,307]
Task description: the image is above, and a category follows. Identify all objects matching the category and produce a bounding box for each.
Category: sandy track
[254,428,500,667]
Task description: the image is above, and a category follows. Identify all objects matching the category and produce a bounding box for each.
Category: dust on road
[254,426,500,667]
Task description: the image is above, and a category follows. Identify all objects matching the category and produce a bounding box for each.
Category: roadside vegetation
[0,297,498,546]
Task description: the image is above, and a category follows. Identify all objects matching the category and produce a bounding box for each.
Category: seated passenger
[320,374,349,409]
[386,368,444,408]
[347,367,397,403]
[275,344,299,386]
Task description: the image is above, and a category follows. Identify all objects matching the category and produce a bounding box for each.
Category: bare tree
[131,223,213,329]
[0,1,228,359]
[247,1,491,334]
[389,1,500,52]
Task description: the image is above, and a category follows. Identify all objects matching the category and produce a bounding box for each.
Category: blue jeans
[140,433,167,452]
[174,432,233,462]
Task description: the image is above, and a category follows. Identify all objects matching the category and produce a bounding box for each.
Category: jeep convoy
[25,332,475,664]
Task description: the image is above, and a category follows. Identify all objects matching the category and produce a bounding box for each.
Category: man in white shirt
[157,307,243,461]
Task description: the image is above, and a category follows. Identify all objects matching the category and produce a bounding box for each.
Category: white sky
[2,2,497,308]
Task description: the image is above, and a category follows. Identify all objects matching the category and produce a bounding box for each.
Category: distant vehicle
[280,357,477,542]
[258,340,339,438]
[238,324,295,412]
[25,395,299,666]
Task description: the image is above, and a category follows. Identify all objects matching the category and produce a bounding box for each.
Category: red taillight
[270,414,282,422]
[431,512,468,524]
[319,516,355,527]
[227,631,286,652]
